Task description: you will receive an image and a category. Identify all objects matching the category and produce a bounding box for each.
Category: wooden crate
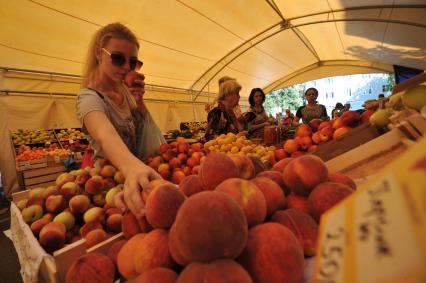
[11,190,124,283]
[311,123,380,162]
[17,164,66,190]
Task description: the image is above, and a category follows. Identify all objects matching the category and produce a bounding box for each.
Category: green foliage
[264,85,304,116]
[387,74,395,92]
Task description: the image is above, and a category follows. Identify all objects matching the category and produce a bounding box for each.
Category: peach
[328,172,356,190]
[360,109,374,123]
[39,221,66,253]
[169,157,181,169]
[198,152,239,190]
[92,192,106,207]
[174,191,247,262]
[191,165,201,175]
[228,154,256,180]
[250,177,286,217]
[308,144,319,152]
[146,183,186,229]
[177,260,252,283]
[133,229,175,274]
[118,234,145,279]
[215,178,266,227]
[272,157,293,173]
[103,177,116,190]
[286,193,311,214]
[332,117,343,129]
[22,204,43,224]
[177,142,190,153]
[159,169,172,181]
[100,165,116,178]
[131,267,178,283]
[143,179,174,202]
[291,151,304,158]
[106,213,123,233]
[121,211,142,238]
[107,239,127,266]
[191,151,204,162]
[179,175,204,197]
[83,207,105,224]
[84,228,108,248]
[271,209,319,256]
[333,126,352,139]
[186,156,199,168]
[308,182,354,220]
[85,176,104,195]
[283,155,328,196]
[30,218,50,237]
[105,187,121,208]
[318,121,333,131]
[308,118,322,132]
[114,170,125,184]
[298,136,313,151]
[283,139,299,154]
[69,194,90,214]
[295,124,312,137]
[42,213,55,222]
[42,186,59,199]
[311,131,321,144]
[171,170,186,185]
[168,224,190,266]
[56,172,75,187]
[53,211,75,231]
[75,171,91,187]
[238,223,304,283]
[159,143,170,154]
[181,166,192,176]
[248,156,266,176]
[80,221,103,238]
[319,126,334,142]
[340,110,360,127]
[45,194,66,214]
[59,181,80,200]
[256,170,290,195]
[274,148,288,161]
[65,252,115,283]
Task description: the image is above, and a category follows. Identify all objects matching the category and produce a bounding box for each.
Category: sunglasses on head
[102,48,143,70]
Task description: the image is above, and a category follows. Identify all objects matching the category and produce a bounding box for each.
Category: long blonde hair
[82,23,139,87]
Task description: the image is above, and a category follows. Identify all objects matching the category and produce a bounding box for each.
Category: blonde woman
[76,22,160,218]
[204,79,244,140]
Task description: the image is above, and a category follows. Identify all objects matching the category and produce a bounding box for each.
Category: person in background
[282,109,294,126]
[343,103,351,112]
[245,88,270,139]
[377,93,388,109]
[331,102,345,118]
[204,76,240,114]
[204,79,244,140]
[294,87,328,124]
[76,22,160,218]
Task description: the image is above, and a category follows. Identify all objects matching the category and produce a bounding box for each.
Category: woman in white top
[76,22,160,218]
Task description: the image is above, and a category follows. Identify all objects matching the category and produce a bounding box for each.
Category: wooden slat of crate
[26,181,57,189]
[24,172,63,187]
[23,165,65,178]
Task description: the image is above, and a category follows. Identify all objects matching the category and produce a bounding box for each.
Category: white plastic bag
[136,111,166,160]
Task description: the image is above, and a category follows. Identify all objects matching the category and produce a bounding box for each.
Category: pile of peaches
[15,161,125,253]
[64,152,356,283]
[146,137,207,185]
[15,144,71,162]
[280,110,371,158]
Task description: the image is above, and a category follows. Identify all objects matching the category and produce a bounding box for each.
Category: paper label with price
[314,136,426,283]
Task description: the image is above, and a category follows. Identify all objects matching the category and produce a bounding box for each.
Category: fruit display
[54,128,86,141]
[61,151,355,282]
[61,139,89,152]
[15,161,125,254]
[146,137,206,184]
[204,132,276,165]
[15,144,71,162]
[11,129,57,145]
[276,110,364,159]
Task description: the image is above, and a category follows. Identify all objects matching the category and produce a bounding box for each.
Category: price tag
[314,138,426,283]
[54,155,60,163]
[69,139,74,144]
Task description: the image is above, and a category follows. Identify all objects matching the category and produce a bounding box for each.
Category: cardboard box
[312,123,380,162]
[313,136,426,283]
[11,190,124,283]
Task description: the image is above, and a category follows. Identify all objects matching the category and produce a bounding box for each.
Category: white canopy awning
[1,0,425,99]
